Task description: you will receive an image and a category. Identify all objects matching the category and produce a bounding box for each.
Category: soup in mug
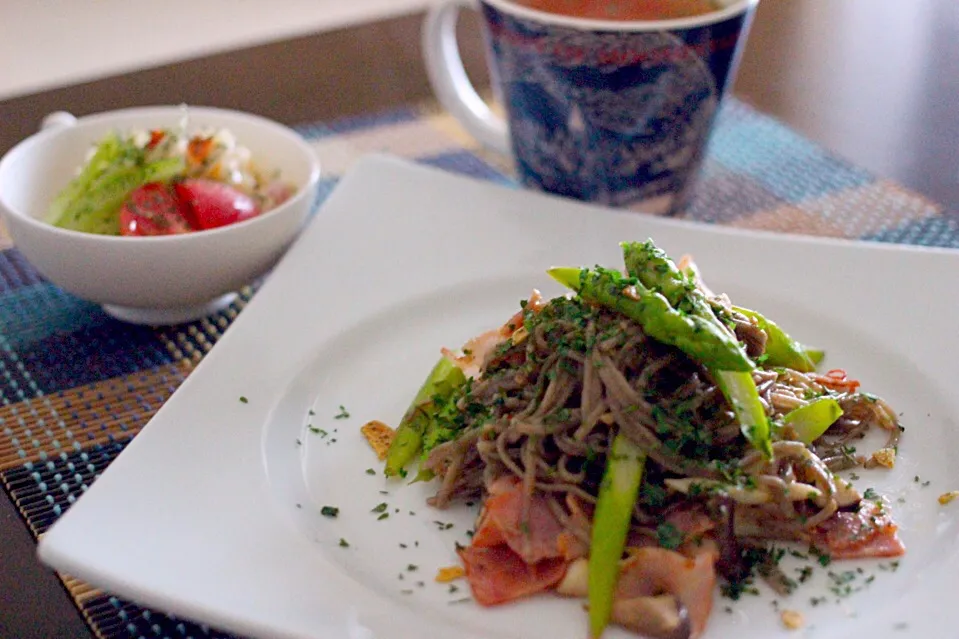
[511,0,723,20]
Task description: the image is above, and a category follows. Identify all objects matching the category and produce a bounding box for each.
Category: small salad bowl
[0,106,320,325]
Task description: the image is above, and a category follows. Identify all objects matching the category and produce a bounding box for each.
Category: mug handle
[40,111,78,131]
[422,0,511,155]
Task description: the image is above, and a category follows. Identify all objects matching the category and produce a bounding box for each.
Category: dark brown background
[1,1,956,636]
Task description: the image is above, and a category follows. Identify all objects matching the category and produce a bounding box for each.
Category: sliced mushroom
[556,558,588,597]
[611,594,692,639]
[556,557,694,639]
[665,477,824,506]
[832,475,861,508]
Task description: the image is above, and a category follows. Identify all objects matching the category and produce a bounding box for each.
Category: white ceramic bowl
[0,106,320,325]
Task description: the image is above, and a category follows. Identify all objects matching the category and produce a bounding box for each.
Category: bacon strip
[457,544,567,606]
[814,500,906,559]
[472,476,566,563]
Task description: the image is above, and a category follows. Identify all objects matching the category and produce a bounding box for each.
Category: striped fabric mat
[2,98,955,639]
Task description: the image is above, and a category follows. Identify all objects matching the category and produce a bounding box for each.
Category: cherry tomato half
[119,183,193,236]
[174,179,261,230]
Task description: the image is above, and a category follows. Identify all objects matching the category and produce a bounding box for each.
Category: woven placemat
[1,98,954,639]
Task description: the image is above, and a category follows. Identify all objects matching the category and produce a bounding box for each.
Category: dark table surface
[1,1,956,637]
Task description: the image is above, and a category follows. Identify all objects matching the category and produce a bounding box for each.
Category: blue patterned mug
[424,0,758,213]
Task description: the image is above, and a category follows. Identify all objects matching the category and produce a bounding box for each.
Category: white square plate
[39,155,959,639]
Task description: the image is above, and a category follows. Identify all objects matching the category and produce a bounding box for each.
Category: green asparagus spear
[384,357,466,477]
[804,347,825,366]
[732,306,815,372]
[547,267,752,372]
[715,370,772,457]
[783,397,843,444]
[588,432,646,639]
[619,241,773,459]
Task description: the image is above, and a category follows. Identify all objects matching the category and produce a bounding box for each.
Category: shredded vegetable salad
[48,115,293,236]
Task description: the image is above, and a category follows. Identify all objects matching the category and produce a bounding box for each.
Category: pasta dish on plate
[375,239,905,639]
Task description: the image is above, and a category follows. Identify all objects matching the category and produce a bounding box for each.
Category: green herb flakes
[655,522,683,550]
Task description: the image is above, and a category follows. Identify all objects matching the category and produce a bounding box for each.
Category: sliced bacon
[472,476,565,563]
[444,290,545,378]
[471,516,507,548]
[556,493,592,560]
[457,544,567,606]
[664,503,716,541]
[615,547,717,639]
[814,500,906,559]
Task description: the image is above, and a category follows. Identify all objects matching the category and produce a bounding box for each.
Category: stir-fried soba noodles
[426,297,899,524]
[379,242,905,639]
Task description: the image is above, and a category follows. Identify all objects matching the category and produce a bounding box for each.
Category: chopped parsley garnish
[334,405,351,419]
[827,570,858,597]
[371,502,388,513]
[308,409,315,416]
[338,538,350,548]
[309,426,327,437]
[863,487,879,501]
[365,468,376,476]
[407,564,418,571]
[377,512,389,521]
[808,545,832,567]
[720,580,759,601]
[655,522,683,550]
[640,482,668,509]
[320,506,339,518]
[239,396,249,404]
